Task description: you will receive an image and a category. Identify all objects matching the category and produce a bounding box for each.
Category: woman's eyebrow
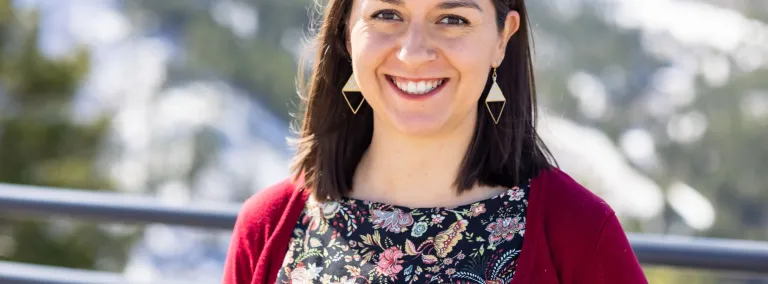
[437,0,483,12]
[373,0,483,12]
[374,0,403,6]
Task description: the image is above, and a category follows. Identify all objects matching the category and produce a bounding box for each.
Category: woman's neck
[351,114,505,208]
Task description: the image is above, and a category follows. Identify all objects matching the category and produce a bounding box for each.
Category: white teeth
[407,82,417,93]
[417,81,427,93]
[393,77,444,95]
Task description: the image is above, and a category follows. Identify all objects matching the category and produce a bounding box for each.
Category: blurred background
[0,0,765,283]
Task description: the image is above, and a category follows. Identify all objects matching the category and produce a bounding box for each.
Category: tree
[123,0,310,121]
[0,0,136,271]
[526,1,768,282]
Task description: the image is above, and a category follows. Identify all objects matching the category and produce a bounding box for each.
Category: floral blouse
[277,181,530,284]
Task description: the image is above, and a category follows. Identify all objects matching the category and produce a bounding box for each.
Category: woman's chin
[389,114,454,137]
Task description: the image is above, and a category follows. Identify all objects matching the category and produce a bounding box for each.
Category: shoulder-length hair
[291,0,554,202]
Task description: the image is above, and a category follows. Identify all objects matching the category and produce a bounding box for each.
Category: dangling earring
[485,67,506,124]
[342,74,365,114]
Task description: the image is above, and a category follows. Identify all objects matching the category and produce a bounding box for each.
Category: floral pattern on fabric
[277,181,530,284]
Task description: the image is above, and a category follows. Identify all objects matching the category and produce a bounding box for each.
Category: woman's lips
[386,75,449,100]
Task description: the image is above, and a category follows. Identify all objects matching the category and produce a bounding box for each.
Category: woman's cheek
[437,38,480,71]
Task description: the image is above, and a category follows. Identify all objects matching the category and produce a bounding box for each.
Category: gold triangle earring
[485,67,506,124]
[342,74,365,114]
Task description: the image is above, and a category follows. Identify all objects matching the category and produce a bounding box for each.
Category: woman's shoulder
[531,167,646,282]
[228,178,306,252]
[224,178,307,283]
[534,167,615,222]
[532,167,620,249]
[237,178,305,225]
[532,167,630,255]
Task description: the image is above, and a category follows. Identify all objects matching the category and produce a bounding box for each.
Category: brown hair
[291,0,554,202]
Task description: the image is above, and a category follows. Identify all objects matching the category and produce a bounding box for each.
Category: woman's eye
[372,10,402,21]
[438,15,469,26]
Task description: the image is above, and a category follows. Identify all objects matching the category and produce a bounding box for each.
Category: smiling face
[346,0,519,136]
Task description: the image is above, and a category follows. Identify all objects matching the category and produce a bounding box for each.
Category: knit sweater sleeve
[576,213,648,284]
[537,168,648,283]
[222,179,298,284]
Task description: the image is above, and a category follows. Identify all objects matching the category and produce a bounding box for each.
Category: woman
[224,0,647,283]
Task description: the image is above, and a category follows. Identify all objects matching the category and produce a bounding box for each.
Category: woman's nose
[396,25,438,68]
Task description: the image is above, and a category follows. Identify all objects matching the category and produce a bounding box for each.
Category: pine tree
[0,0,136,271]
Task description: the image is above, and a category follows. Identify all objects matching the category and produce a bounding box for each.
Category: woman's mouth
[386,75,449,98]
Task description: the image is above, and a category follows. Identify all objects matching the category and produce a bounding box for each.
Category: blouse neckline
[336,181,530,212]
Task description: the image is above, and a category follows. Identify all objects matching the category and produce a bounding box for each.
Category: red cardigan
[223,168,648,283]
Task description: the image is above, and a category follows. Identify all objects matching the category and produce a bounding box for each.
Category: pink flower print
[485,216,525,243]
[289,262,321,284]
[446,268,456,275]
[470,203,486,217]
[376,247,404,279]
[371,209,414,233]
[508,187,525,201]
[430,214,445,225]
[289,267,312,284]
[338,276,357,284]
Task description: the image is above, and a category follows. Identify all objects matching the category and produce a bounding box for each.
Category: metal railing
[0,260,205,284]
[0,260,126,284]
[0,182,767,283]
[0,183,238,229]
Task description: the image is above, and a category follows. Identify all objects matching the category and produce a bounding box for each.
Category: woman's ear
[495,11,521,66]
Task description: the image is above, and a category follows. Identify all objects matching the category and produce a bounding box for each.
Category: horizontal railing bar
[1,182,767,275]
[629,234,768,274]
[0,260,126,284]
[0,260,197,284]
[0,260,209,284]
[0,183,238,230]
